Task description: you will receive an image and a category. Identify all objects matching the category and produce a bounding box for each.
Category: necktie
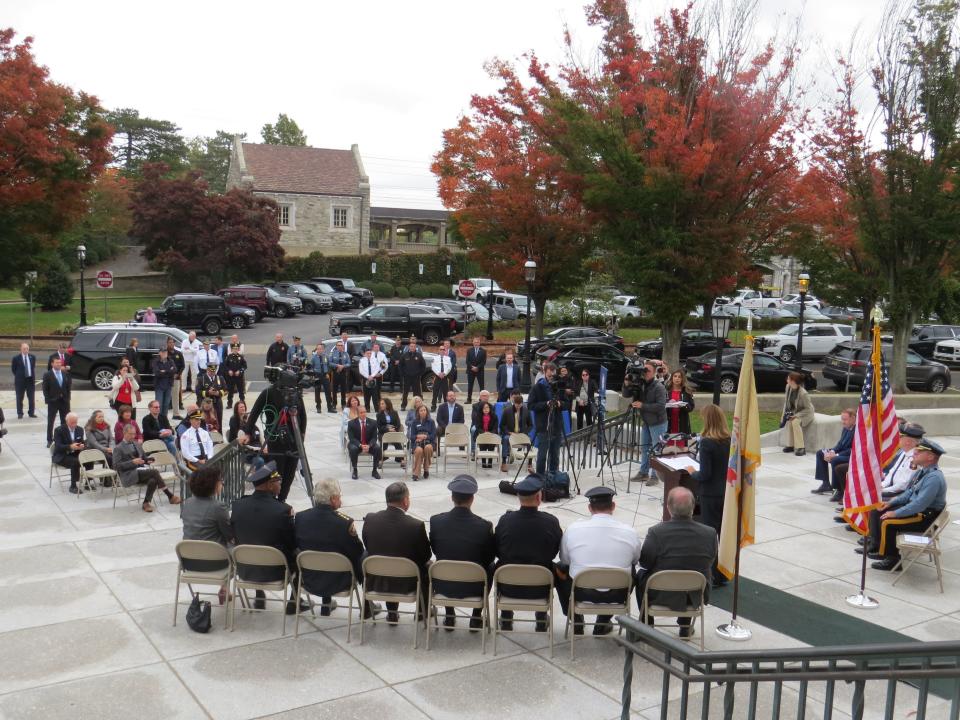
[195,429,207,459]
[440,357,446,374]
[24,355,30,377]
[55,371,62,386]
[515,410,519,433]
[360,421,366,445]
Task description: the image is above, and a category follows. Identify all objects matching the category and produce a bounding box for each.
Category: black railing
[178,441,248,506]
[560,407,643,474]
[616,615,960,720]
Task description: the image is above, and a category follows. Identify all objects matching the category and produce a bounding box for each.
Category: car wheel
[719,375,737,394]
[778,346,796,363]
[341,326,358,336]
[833,380,847,390]
[231,315,245,329]
[768,303,777,308]
[203,319,221,335]
[928,375,948,394]
[92,366,115,391]
[421,371,435,392]
[303,302,316,314]
[275,305,288,319]
[423,328,441,346]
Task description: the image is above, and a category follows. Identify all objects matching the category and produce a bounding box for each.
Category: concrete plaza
[1,389,959,719]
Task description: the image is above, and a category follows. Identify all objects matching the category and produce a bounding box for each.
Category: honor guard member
[400,336,426,410]
[166,337,186,419]
[557,486,641,635]
[223,343,247,409]
[493,474,563,632]
[266,333,289,367]
[195,361,227,428]
[370,342,389,394]
[863,437,948,570]
[429,475,496,630]
[431,346,452,411]
[181,410,214,471]
[386,336,404,392]
[329,339,351,410]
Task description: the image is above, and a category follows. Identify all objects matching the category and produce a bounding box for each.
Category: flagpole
[717,453,752,640]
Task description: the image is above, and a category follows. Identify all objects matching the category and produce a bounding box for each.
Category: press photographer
[621,360,667,486]
[528,362,563,477]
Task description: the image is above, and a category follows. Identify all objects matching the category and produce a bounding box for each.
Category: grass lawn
[493,327,755,347]
[690,410,783,436]
[0,296,164,336]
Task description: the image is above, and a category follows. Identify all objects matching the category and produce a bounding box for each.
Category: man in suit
[496,351,521,402]
[47,342,71,372]
[494,475,563,631]
[812,408,855,500]
[400,336,426,410]
[166,337,186,419]
[465,336,487,404]
[435,390,464,440]
[294,478,377,618]
[114,423,181,513]
[429,475,496,630]
[210,336,227,374]
[11,342,37,418]
[361,333,380,354]
[529,363,562,477]
[635,487,717,639]
[347,405,382,480]
[52,412,85,493]
[362,481,432,623]
[499,391,532,473]
[231,462,305,614]
[142,399,177,456]
[42,356,71,446]
[195,363,227,428]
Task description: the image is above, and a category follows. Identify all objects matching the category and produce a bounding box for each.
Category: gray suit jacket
[636,518,717,611]
[113,440,152,488]
[181,496,233,546]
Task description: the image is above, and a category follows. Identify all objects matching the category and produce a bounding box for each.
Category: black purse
[186,593,212,633]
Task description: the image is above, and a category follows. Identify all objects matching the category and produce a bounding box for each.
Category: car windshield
[314,282,335,293]
[341,279,356,288]
[160,296,173,309]
[778,324,800,336]
[264,287,279,299]
[545,328,567,338]
[290,284,312,294]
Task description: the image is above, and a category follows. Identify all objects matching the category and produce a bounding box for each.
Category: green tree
[261,113,307,146]
[56,170,131,269]
[186,130,244,193]
[32,258,73,310]
[106,107,188,176]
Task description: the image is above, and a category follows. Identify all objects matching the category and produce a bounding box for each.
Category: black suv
[532,340,632,390]
[311,277,374,307]
[822,341,951,393]
[135,294,231,335]
[67,323,189,390]
[268,282,333,315]
[300,280,355,310]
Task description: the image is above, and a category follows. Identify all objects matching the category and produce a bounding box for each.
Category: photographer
[622,360,667,486]
[528,362,563,477]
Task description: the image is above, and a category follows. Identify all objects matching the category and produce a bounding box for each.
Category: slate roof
[241,143,362,195]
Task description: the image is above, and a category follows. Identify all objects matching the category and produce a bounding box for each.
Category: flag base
[845,592,879,609]
[716,621,752,641]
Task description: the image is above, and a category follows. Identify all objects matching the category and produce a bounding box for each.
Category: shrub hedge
[280,249,474,289]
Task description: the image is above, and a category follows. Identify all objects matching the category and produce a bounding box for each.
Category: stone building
[226,137,371,256]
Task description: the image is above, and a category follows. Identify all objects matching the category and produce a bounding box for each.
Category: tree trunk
[889,311,915,394]
[661,318,684,376]
[702,299,713,333]
[858,300,874,341]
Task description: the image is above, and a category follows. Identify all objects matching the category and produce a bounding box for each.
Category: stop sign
[458,279,476,298]
[96,270,114,289]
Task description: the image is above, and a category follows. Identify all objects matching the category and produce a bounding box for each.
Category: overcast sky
[7,0,884,209]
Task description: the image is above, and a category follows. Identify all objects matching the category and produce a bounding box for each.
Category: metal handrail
[560,407,642,473]
[179,440,248,506]
[615,615,960,720]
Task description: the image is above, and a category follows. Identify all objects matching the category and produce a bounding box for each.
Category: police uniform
[295,503,364,613]
[180,412,214,470]
[195,367,227,427]
[223,344,247,408]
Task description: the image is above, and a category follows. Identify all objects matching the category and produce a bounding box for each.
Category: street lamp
[521,259,537,392]
[795,272,810,371]
[77,244,88,327]
[711,314,732,406]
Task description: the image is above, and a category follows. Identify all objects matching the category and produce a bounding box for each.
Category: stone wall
[260,192,369,257]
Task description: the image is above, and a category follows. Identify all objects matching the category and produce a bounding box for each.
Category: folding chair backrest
[298,550,353,574]
[430,559,486,585]
[234,544,288,575]
[363,555,419,581]
[574,567,633,593]
[176,539,231,566]
[209,430,224,444]
[494,563,553,589]
[381,431,407,446]
[78,449,107,466]
[646,570,706,604]
[929,509,951,541]
[142,439,168,454]
[509,433,531,448]
[445,424,469,445]
[150,450,178,467]
[475,432,501,446]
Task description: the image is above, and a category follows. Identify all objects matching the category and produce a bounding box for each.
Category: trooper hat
[585,486,616,503]
[248,461,279,485]
[916,438,946,456]
[515,474,544,496]
[447,474,479,495]
[900,423,925,439]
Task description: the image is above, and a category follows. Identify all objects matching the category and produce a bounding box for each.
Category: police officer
[429,475,496,630]
[195,362,227,428]
[223,342,247,409]
[400,336,426,411]
[493,474,563,631]
[266,333,289,367]
[328,339,351,410]
[309,343,333,414]
[287,336,307,367]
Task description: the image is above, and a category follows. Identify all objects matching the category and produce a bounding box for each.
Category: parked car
[819,306,859,323]
[779,303,830,322]
[320,336,437,392]
[685,349,818,394]
[751,307,796,320]
[905,324,960,359]
[635,329,730,360]
[311,277,373,307]
[515,327,624,360]
[226,305,257,329]
[463,300,502,323]
[268,282,333,315]
[781,293,824,310]
[533,340,632,390]
[452,277,502,301]
[414,298,477,328]
[823,341,951,393]
[329,304,458,346]
[299,280,356,310]
[218,285,302,320]
[755,323,853,363]
[67,323,189,390]
[491,292,534,319]
[611,295,642,318]
[730,288,783,309]
[135,294,231,336]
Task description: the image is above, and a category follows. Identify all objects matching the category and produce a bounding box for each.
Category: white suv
[731,288,783,309]
[756,323,853,363]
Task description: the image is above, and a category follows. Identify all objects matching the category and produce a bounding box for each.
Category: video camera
[623,359,646,390]
[263,364,318,391]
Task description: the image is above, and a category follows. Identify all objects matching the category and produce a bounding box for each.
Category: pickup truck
[329,304,459,346]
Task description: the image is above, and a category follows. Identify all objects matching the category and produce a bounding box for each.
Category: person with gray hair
[634,487,717,639]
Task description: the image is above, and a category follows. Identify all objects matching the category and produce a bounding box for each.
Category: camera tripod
[510,390,580,496]
[253,381,315,504]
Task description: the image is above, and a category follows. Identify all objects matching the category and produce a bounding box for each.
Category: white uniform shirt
[431,354,449,377]
[180,426,214,463]
[359,355,378,381]
[371,351,388,377]
[180,338,201,365]
[882,448,916,494]
[197,348,219,371]
[560,513,642,579]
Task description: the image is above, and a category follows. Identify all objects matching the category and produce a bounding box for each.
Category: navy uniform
[223,344,247,408]
[493,475,562,631]
[195,367,227,427]
[429,475,496,629]
[295,502,365,616]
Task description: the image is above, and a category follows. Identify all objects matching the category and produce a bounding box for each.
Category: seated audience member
[53,412,86,494]
[435,390,464,438]
[499,391,532,473]
[469,389,492,452]
[347,405,382,480]
[142,399,177,456]
[227,402,247,443]
[114,423,181,513]
[635,487,717,639]
[362,482,432,623]
[180,466,233,603]
[861,438,948,571]
[881,423,924,499]
[200,397,220,434]
[180,410,215,471]
[408,403,436,481]
[230,462,305,614]
[113,405,142,444]
[176,404,202,440]
[475,401,499,468]
[494,474,563,632]
[84,409,115,466]
[812,407,855,500]
[294,478,377,618]
[429,475,496,630]
[376,397,405,469]
[557,486,641,635]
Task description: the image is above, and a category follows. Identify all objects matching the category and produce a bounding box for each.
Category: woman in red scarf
[113,405,142,444]
[665,369,695,450]
[476,401,500,468]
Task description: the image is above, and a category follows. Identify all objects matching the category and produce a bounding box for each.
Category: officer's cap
[515,474,543,496]
[900,423,925,439]
[916,438,946,456]
[188,410,203,420]
[585,486,616,503]
[448,474,478,495]
[248,461,279,485]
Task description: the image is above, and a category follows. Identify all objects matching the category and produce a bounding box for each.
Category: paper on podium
[657,455,698,472]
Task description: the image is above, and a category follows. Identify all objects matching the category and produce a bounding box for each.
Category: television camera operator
[621,359,667,486]
[528,362,564,477]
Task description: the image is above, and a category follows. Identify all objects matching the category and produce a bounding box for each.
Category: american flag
[843,326,898,533]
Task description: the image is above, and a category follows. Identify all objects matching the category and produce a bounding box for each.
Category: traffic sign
[458,279,476,298]
[96,270,114,289]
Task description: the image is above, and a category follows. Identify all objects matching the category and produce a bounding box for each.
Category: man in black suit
[400,336,426,411]
[52,412,85,494]
[47,342,71,372]
[42,357,72,446]
[495,352,521,402]
[435,390,464,439]
[230,462,304,614]
[465,336,487,404]
[635,487,717,639]
[499,391,533,473]
[362,481,432,623]
[11,342,37,418]
[347,406,382,480]
[429,475,495,630]
[494,475,563,631]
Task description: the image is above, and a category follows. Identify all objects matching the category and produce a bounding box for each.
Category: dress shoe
[795,449,806,457]
[423,469,429,479]
[679,625,695,639]
[500,618,513,632]
[387,611,400,624]
[168,495,182,505]
[46,441,52,448]
[855,547,881,559]
[17,414,23,419]
[872,557,901,571]
[469,610,483,631]
[411,474,419,482]
[443,612,456,631]
[712,576,729,589]
[644,476,660,486]
[69,485,81,494]
[593,621,614,636]
[285,599,310,615]
[254,596,266,610]
[572,613,585,635]
[829,492,842,503]
[320,599,339,617]
[351,467,358,480]
[845,525,857,532]
[782,446,794,453]
[500,462,508,473]
[371,469,381,479]
[362,601,382,619]
[142,502,154,513]
[811,483,832,494]
[28,413,37,418]
[327,408,337,413]
[834,515,847,524]
[535,612,548,633]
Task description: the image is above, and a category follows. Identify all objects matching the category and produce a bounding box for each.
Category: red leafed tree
[0,28,112,284]
[432,66,592,336]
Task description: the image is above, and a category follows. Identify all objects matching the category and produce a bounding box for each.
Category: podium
[650,453,699,521]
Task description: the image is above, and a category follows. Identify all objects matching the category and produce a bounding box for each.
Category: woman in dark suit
[686,403,730,587]
[475,401,499,468]
[573,368,599,429]
[377,398,404,469]
[408,404,437,481]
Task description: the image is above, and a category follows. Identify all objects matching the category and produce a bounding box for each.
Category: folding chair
[509,432,537,470]
[360,555,423,648]
[473,432,502,474]
[78,449,117,500]
[142,439,168,455]
[49,446,71,492]
[641,570,707,650]
[440,422,468,456]
[173,540,233,630]
[442,424,470,474]
[492,564,554,657]
[208,430,224,444]
[149,450,182,490]
[427,560,489,652]
[232,545,291,635]
[295,551,362,641]
[893,509,951,592]
[380,431,408,478]
[565,567,633,659]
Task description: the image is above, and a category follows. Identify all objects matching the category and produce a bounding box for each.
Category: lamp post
[521,259,537,392]
[486,277,494,341]
[795,272,810,371]
[77,244,88,327]
[711,314,732,406]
